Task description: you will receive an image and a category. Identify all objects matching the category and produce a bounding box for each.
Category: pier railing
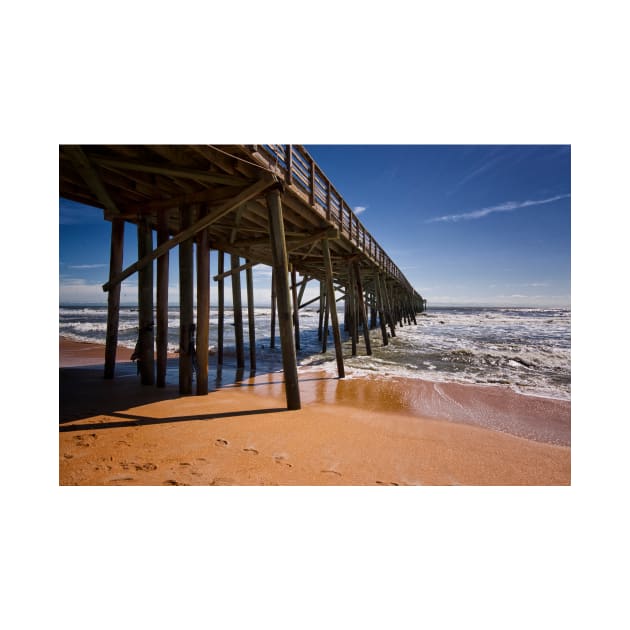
[256,144,413,293]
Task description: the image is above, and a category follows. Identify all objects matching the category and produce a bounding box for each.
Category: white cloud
[354,205,367,215]
[68,263,108,269]
[426,193,570,223]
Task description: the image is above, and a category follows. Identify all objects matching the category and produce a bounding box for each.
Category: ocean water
[59,305,571,400]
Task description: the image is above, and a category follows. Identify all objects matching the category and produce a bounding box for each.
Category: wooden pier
[59,145,426,410]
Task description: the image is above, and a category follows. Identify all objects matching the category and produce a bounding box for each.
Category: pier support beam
[291,266,301,351]
[137,218,155,385]
[323,289,330,353]
[348,265,358,356]
[376,273,389,346]
[231,253,245,370]
[196,208,210,395]
[217,250,225,365]
[270,271,277,349]
[318,280,325,341]
[353,261,372,356]
[104,218,124,379]
[322,238,345,378]
[179,207,194,395]
[382,278,397,337]
[246,259,256,371]
[156,212,170,388]
[266,188,301,410]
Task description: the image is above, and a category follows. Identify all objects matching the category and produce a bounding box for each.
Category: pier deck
[59,144,426,409]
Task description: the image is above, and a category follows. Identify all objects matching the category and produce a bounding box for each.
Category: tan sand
[59,337,570,485]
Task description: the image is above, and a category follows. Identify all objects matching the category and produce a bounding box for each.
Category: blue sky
[59,145,570,307]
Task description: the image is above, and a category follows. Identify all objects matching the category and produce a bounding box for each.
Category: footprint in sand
[163,479,189,486]
[209,477,235,485]
[134,463,157,471]
[63,453,74,459]
[375,481,400,486]
[243,448,259,455]
[214,438,229,447]
[73,434,97,447]
[321,470,342,477]
[274,455,292,468]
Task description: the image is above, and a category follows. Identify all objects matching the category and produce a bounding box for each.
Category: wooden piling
[376,273,389,346]
[323,290,330,352]
[246,259,256,371]
[104,218,124,379]
[231,253,245,370]
[291,266,301,351]
[156,212,169,388]
[318,280,325,341]
[196,206,210,395]
[297,275,309,308]
[137,218,155,385]
[322,238,345,378]
[353,261,372,356]
[270,271,276,349]
[382,277,397,337]
[266,188,301,410]
[348,265,357,357]
[179,206,194,395]
[217,250,225,365]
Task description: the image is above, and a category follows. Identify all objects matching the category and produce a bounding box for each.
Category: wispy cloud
[451,155,504,192]
[68,263,107,269]
[427,193,570,223]
[354,206,367,215]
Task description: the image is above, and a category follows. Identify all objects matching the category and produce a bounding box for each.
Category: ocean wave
[59,305,571,399]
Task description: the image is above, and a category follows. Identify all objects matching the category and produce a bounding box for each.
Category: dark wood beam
[102,176,273,291]
[64,146,121,217]
[91,156,254,187]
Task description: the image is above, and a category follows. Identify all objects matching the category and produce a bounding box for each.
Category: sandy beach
[59,337,570,485]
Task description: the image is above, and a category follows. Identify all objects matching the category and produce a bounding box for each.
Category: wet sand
[59,337,571,485]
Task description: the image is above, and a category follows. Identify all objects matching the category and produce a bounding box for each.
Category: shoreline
[59,336,571,485]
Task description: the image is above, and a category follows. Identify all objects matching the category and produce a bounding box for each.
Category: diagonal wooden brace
[102,176,274,292]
